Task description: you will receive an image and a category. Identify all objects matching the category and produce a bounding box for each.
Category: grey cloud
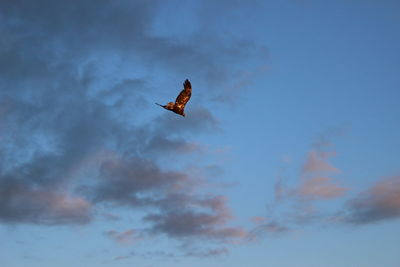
[91,157,189,206]
[125,107,219,157]
[247,220,291,241]
[142,135,201,155]
[143,195,246,242]
[112,250,177,261]
[0,0,263,255]
[104,229,139,244]
[0,177,91,225]
[113,255,131,261]
[151,107,220,136]
[185,247,228,257]
[1,0,262,94]
[340,176,400,224]
[113,246,227,261]
[101,212,120,221]
[257,221,290,234]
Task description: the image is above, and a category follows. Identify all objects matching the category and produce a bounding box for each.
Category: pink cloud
[50,194,91,217]
[343,176,400,224]
[302,150,339,174]
[0,179,92,225]
[296,177,347,200]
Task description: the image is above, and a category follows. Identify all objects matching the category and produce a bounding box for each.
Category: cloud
[90,156,189,207]
[250,216,267,224]
[112,250,177,261]
[295,177,347,200]
[113,255,131,261]
[340,176,400,224]
[0,177,91,225]
[0,0,266,257]
[104,229,139,244]
[250,136,347,240]
[151,107,220,136]
[247,220,291,241]
[101,212,120,221]
[286,146,346,222]
[141,135,201,155]
[112,246,228,261]
[185,247,228,257]
[302,150,340,174]
[143,195,247,242]
[275,146,345,203]
[0,0,228,221]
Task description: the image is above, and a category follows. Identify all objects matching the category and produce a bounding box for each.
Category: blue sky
[1,0,399,266]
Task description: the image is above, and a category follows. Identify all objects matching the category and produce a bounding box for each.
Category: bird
[156,79,192,117]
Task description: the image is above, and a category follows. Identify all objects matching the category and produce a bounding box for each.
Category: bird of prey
[156,79,192,117]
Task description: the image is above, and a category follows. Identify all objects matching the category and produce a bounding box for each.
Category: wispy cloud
[104,229,140,245]
[247,220,291,241]
[295,177,347,200]
[302,150,340,174]
[258,132,400,236]
[250,134,347,239]
[276,140,346,203]
[185,247,229,257]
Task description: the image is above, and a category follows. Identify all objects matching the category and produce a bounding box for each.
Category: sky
[1,0,400,266]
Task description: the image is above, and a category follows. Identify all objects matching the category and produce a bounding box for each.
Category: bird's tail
[183,79,191,89]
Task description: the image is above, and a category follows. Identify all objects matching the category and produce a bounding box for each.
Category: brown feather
[156,79,192,117]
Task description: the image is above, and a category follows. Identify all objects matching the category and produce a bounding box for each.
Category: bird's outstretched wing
[174,79,192,115]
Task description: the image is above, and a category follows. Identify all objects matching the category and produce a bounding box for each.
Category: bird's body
[156,79,192,117]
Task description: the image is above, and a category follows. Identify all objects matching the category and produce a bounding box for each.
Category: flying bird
[156,79,192,117]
